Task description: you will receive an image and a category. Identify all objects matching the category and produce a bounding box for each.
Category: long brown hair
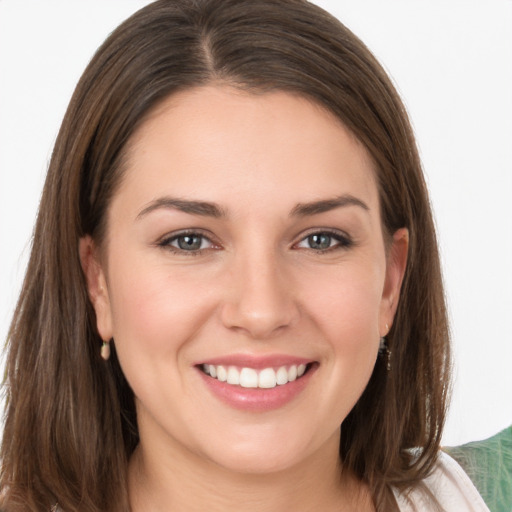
[1,1,451,510]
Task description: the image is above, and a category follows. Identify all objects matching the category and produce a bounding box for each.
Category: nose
[220,250,300,339]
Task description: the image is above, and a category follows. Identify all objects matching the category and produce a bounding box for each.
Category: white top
[394,451,490,511]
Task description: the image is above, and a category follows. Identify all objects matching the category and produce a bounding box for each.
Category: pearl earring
[100,340,111,361]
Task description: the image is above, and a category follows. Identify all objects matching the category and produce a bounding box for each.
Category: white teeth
[276,366,288,385]
[240,368,258,388]
[258,368,277,388]
[216,365,227,382]
[202,363,309,388]
[227,366,240,385]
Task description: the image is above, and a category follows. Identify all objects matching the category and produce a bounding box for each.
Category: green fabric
[446,426,512,512]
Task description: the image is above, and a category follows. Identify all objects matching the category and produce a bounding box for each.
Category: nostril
[220,298,300,340]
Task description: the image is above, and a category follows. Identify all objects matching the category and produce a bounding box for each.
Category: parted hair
[0,1,451,511]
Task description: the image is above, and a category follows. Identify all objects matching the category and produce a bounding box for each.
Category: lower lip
[197,365,317,412]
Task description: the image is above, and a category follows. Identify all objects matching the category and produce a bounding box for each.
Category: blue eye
[159,232,214,253]
[307,233,333,250]
[296,231,352,251]
[176,234,204,250]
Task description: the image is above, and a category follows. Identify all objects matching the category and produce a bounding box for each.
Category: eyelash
[157,229,353,255]
[294,229,353,253]
[157,230,218,256]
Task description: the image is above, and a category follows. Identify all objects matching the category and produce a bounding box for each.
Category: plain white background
[0,0,511,447]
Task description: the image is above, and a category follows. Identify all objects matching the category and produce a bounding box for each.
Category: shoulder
[394,451,490,511]
[446,426,512,512]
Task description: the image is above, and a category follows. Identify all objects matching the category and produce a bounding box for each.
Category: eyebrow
[136,193,369,220]
[290,195,370,216]
[136,197,226,219]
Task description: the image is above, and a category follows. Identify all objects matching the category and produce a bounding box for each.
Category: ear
[79,236,113,341]
[379,227,409,335]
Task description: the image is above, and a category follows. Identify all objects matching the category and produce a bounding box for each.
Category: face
[81,86,407,475]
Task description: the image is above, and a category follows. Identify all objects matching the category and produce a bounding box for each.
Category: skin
[81,85,408,511]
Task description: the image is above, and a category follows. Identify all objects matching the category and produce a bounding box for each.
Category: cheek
[106,259,213,359]
[325,290,380,378]
[307,262,384,342]
[104,260,219,427]
[303,262,384,402]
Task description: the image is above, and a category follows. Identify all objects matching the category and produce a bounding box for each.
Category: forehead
[117,85,379,217]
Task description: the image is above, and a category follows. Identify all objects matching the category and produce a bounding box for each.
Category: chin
[208,448,304,476]
[196,425,334,476]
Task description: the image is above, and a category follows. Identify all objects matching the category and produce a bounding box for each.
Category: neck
[128,429,372,512]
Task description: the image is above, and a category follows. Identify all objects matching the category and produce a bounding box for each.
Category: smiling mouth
[199,363,313,389]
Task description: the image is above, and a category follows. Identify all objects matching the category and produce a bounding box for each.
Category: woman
[0,0,489,510]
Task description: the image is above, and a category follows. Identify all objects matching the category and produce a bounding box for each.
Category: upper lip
[195,354,315,369]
